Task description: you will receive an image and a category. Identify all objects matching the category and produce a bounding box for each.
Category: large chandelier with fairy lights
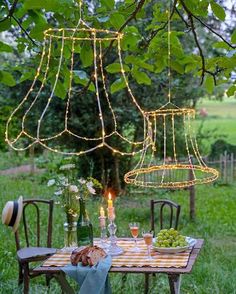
[5,1,148,156]
[124,7,219,188]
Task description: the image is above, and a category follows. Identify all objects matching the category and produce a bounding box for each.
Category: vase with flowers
[48,163,102,248]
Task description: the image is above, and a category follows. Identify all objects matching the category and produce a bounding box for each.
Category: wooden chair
[144,199,181,294]
[15,199,57,294]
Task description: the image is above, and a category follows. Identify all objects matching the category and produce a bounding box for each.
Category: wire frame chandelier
[124,7,219,188]
[5,1,148,156]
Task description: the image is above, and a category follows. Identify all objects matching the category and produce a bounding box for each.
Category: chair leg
[23,263,30,294]
[18,263,23,285]
[46,274,52,288]
[144,273,149,294]
[168,274,181,294]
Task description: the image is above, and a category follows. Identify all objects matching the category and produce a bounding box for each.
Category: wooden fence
[205,152,236,184]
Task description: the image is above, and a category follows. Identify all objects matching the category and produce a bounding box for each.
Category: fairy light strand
[124,1,219,188]
[6,20,148,156]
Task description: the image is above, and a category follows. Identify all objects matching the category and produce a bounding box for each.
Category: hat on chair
[2,196,23,232]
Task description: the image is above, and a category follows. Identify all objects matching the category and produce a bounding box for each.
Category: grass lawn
[0,173,235,294]
[196,98,236,147]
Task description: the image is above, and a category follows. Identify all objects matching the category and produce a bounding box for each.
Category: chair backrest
[15,199,54,250]
[150,199,181,235]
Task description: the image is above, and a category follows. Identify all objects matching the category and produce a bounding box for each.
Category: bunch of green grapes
[154,228,188,248]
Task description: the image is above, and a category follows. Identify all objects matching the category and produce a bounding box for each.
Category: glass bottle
[77,197,93,246]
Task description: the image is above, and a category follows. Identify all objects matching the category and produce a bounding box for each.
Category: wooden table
[33,238,204,294]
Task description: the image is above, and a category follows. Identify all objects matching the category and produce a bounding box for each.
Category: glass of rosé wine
[129,222,141,252]
[142,231,153,259]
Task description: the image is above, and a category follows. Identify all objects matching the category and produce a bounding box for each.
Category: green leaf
[110,78,126,94]
[171,61,184,74]
[213,41,230,50]
[204,75,214,94]
[0,41,13,53]
[101,0,114,10]
[226,85,236,97]
[24,0,73,11]
[0,71,16,87]
[80,45,93,68]
[231,29,236,44]
[54,80,67,99]
[0,18,11,32]
[132,70,151,85]
[105,63,130,73]
[125,55,154,72]
[210,1,226,21]
[19,71,34,83]
[110,12,125,30]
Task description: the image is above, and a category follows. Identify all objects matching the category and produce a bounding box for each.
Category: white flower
[86,181,93,188]
[78,178,86,184]
[87,186,96,195]
[47,179,55,187]
[59,164,76,171]
[55,190,63,196]
[69,185,79,193]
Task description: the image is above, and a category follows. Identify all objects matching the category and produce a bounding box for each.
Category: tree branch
[0,0,18,23]
[104,0,146,56]
[143,0,177,48]
[179,0,219,85]
[192,14,236,49]
[0,0,37,46]
[175,7,189,30]
[12,15,38,46]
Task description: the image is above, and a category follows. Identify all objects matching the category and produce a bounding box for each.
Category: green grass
[0,173,236,294]
[195,98,236,147]
[193,98,236,155]
[197,98,236,119]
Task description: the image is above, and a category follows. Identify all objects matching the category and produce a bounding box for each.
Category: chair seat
[17,247,57,261]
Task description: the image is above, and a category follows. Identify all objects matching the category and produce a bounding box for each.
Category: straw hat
[2,196,23,232]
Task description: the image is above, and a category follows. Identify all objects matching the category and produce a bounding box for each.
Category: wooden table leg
[53,272,75,294]
[168,274,181,294]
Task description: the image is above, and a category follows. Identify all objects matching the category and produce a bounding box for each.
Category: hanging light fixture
[124,6,219,188]
[5,0,148,156]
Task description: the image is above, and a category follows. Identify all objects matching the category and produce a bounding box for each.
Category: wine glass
[142,231,153,259]
[129,222,141,252]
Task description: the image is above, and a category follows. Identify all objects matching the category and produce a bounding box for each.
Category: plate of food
[152,228,197,254]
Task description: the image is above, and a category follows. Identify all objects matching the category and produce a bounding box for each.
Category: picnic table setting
[2,164,204,294]
[2,0,236,293]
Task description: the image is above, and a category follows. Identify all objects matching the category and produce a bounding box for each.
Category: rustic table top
[33,238,204,275]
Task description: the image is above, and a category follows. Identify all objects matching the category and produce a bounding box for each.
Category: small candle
[107,193,113,208]
[100,207,105,218]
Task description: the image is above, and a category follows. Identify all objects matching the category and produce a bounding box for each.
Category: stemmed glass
[129,222,141,252]
[142,231,153,259]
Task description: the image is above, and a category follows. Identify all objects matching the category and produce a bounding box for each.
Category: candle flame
[108,193,112,200]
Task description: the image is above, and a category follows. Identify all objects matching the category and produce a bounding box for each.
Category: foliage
[209,139,236,159]
[0,0,235,190]
[0,172,236,293]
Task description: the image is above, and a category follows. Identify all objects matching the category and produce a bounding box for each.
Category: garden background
[0,0,236,293]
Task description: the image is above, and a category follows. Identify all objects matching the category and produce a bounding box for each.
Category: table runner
[43,240,191,268]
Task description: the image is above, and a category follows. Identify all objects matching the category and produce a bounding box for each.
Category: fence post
[224,151,227,183]
[189,156,195,220]
[29,145,35,175]
[230,153,234,183]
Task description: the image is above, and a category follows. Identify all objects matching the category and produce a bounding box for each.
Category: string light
[5,1,149,156]
[124,2,219,188]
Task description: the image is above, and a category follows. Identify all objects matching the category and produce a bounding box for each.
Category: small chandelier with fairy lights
[5,1,148,156]
[124,7,219,188]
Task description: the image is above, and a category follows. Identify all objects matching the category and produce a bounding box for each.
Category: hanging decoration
[124,6,219,188]
[5,0,148,156]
